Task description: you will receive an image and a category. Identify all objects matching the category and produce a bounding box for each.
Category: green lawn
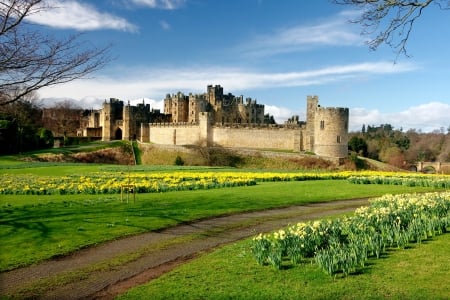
[118,233,450,300]
[0,179,444,271]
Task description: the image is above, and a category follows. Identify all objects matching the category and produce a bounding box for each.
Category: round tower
[313,106,349,158]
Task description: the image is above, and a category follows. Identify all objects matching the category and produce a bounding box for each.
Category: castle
[164,85,266,124]
[80,85,349,160]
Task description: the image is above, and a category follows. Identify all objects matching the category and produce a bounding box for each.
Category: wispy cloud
[159,20,171,30]
[38,60,448,132]
[239,11,364,57]
[128,0,185,9]
[38,60,416,124]
[38,61,415,101]
[27,0,137,32]
[350,102,450,132]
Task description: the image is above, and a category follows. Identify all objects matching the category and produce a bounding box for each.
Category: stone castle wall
[212,126,301,150]
[149,123,201,146]
[81,88,349,159]
[147,123,303,152]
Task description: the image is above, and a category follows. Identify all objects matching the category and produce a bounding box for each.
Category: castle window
[320,120,325,130]
[337,135,341,143]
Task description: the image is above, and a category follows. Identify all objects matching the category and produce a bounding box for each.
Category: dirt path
[0,198,369,299]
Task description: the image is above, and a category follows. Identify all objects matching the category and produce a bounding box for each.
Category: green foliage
[131,141,142,165]
[348,152,368,170]
[352,123,450,166]
[348,175,450,188]
[348,136,368,156]
[38,128,54,148]
[174,155,184,166]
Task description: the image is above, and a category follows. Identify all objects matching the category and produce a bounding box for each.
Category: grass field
[1,154,449,299]
[118,232,450,300]
[0,174,445,272]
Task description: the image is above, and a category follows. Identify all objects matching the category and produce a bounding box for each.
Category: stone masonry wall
[149,123,201,146]
[147,123,302,151]
[211,126,301,150]
[313,107,349,158]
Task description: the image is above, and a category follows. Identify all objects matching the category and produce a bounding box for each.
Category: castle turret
[305,95,319,152]
[123,102,131,140]
[313,106,349,159]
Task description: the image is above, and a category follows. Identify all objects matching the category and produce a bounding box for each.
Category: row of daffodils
[251,191,450,276]
[1,171,450,195]
[0,172,258,195]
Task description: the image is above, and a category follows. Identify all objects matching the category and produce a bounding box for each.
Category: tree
[0,93,43,152]
[42,100,83,136]
[348,136,368,156]
[331,0,449,57]
[0,0,111,105]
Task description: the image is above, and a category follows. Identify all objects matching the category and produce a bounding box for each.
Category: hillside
[5,140,420,172]
[349,125,450,169]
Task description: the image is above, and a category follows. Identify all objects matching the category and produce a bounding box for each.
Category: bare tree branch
[331,0,448,57]
[0,0,111,105]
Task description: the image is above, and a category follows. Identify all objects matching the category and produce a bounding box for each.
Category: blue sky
[28,0,450,132]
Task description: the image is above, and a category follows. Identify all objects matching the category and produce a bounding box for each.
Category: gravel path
[0,198,369,299]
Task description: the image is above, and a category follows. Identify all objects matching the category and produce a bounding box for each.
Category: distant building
[80,85,349,160]
[164,85,265,124]
[80,99,168,141]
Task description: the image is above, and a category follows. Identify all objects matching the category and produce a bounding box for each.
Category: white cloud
[239,10,364,57]
[350,102,450,132]
[264,105,301,124]
[128,0,185,9]
[38,61,415,102]
[27,0,137,32]
[38,60,421,128]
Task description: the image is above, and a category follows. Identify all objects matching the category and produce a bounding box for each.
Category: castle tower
[123,102,131,140]
[313,106,349,158]
[305,95,319,152]
[199,112,211,146]
[101,98,124,141]
[207,85,223,106]
[101,100,113,141]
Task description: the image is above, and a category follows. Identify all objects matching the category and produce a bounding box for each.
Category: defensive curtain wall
[81,87,349,160]
[141,96,349,160]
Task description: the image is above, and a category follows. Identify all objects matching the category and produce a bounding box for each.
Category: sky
[26,0,450,132]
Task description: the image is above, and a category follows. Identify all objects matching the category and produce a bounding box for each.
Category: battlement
[212,122,304,130]
[317,106,349,113]
[80,87,349,159]
[149,122,199,128]
[107,98,123,105]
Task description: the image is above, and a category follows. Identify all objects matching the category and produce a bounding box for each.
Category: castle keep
[81,85,349,159]
[164,85,265,124]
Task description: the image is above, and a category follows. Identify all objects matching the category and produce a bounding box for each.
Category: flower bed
[251,191,450,276]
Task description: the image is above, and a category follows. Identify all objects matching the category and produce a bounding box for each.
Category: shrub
[174,155,185,166]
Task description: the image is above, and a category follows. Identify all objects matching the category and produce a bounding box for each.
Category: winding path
[0,198,369,299]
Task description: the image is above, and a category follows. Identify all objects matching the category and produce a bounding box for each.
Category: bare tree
[42,99,83,136]
[0,0,111,106]
[331,0,449,57]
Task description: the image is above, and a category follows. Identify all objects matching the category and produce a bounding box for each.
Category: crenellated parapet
[80,87,349,160]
